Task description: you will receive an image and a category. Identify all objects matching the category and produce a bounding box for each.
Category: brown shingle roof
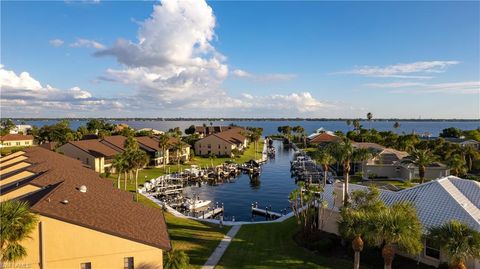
[100,135,127,151]
[210,128,247,145]
[9,147,170,250]
[136,136,162,152]
[69,140,120,158]
[0,134,34,141]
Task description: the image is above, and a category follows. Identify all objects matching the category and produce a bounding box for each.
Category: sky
[1,0,479,119]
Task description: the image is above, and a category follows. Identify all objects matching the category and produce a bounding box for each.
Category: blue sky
[1,0,479,118]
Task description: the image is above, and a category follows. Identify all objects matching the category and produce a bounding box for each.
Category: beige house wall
[0,139,33,148]
[57,143,105,173]
[10,216,163,269]
[194,136,236,157]
[363,163,450,181]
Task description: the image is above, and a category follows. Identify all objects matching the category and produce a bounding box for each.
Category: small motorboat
[183,197,211,210]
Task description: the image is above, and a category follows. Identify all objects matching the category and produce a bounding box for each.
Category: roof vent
[79,185,87,193]
[62,199,69,205]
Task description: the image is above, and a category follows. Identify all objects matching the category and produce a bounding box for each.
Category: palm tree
[353,148,373,176]
[428,220,480,269]
[131,149,149,202]
[401,149,436,183]
[0,200,39,262]
[172,141,183,170]
[158,134,170,171]
[447,154,467,176]
[112,154,126,189]
[368,202,423,269]
[328,140,354,206]
[463,145,480,172]
[339,188,386,269]
[338,209,369,269]
[367,112,373,129]
[248,128,262,160]
[312,148,334,187]
[164,249,190,269]
[353,120,362,134]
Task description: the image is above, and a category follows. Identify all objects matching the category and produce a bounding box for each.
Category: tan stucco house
[194,127,248,157]
[0,134,34,148]
[57,139,120,173]
[0,147,171,269]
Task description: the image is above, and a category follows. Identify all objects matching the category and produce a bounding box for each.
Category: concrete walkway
[202,225,242,269]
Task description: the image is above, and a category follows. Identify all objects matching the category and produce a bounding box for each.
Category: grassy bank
[216,218,355,269]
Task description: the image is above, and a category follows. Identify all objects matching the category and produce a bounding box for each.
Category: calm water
[16,119,480,136]
[184,140,297,221]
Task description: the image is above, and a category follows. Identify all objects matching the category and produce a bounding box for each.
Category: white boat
[183,197,211,210]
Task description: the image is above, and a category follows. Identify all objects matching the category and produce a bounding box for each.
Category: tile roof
[309,133,341,144]
[0,134,34,141]
[323,176,480,232]
[68,140,120,158]
[3,147,171,250]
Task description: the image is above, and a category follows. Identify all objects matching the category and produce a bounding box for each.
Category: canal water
[183,140,298,221]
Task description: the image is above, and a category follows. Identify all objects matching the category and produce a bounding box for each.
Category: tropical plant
[447,154,467,176]
[164,249,190,269]
[131,149,149,202]
[112,154,127,189]
[157,134,171,171]
[401,149,436,184]
[463,145,480,172]
[339,188,386,269]
[289,182,322,234]
[312,148,334,187]
[366,112,373,129]
[428,220,480,269]
[0,200,39,262]
[248,128,263,160]
[368,202,423,269]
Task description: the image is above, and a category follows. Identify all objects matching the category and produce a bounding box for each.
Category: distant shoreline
[4,118,480,122]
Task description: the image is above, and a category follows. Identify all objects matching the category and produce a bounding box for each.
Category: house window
[80,262,91,269]
[124,257,134,269]
[16,142,21,146]
[25,141,30,145]
[425,238,440,259]
[208,144,211,149]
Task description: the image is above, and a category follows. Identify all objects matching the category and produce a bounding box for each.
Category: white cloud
[366,81,480,94]
[232,69,297,82]
[49,39,64,47]
[339,60,459,78]
[70,38,106,49]
[0,66,122,114]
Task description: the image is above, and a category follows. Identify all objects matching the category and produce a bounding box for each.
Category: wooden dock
[200,207,224,219]
[251,207,282,219]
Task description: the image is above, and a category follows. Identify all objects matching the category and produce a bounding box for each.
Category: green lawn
[164,213,230,268]
[216,218,356,269]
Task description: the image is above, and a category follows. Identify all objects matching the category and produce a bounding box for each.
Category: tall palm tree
[171,141,183,170]
[338,209,369,269]
[463,145,480,172]
[131,149,149,202]
[328,140,355,206]
[447,154,467,176]
[339,187,386,269]
[248,129,262,160]
[428,220,480,269]
[368,202,423,269]
[401,149,436,183]
[158,134,170,171]
[367,112,373,129]
[0,200,38,262]
[353,148,373,176]
[313,148,334,187]
[112,154,126,189]
[164,249,190,269]
[353,120,362,134]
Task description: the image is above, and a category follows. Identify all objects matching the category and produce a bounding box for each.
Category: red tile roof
[8,147,170,250]
[309,133,341,144]
[0,134,34,141]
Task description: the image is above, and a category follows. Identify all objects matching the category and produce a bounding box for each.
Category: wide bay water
[15,119,480,136]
